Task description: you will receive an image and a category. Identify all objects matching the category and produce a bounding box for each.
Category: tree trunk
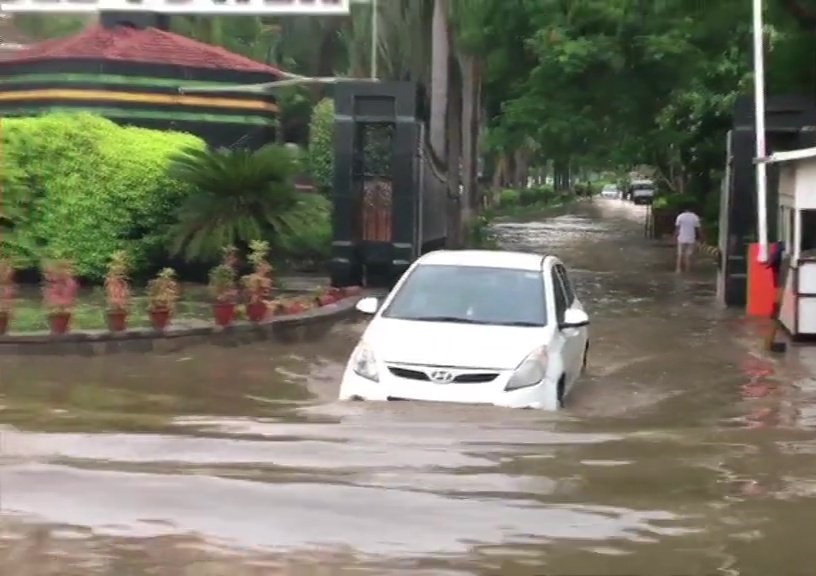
[446,54,463,248]
[459,52,481,223]
[429,0,449,160]
[513,148,529,188]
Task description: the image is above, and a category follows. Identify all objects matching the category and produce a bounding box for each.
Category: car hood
[363,318,550,370]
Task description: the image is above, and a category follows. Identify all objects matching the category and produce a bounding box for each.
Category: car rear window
[382,264,548,327]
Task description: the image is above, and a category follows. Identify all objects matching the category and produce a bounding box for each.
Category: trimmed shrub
[1,113,204,280]
[307,98,335,191]
[277,193,331,266]
[498,188,521,207]
[519,185,556,205]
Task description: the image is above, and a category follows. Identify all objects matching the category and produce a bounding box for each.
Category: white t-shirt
[675,211,700,244]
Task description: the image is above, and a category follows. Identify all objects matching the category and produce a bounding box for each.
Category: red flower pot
[149,308,172,331]
[106,309,128,332]
[213,301,236,327]
[246,300,268,323]
[0,311,9,335]
[315,294,337,307]
[48,311,72,335]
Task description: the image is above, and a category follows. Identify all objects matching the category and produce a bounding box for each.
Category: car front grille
[386,366,499,384]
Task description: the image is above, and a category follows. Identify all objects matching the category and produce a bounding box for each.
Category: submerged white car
[338,250,590,410]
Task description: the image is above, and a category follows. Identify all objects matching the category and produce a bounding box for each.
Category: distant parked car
[600,184,620,199]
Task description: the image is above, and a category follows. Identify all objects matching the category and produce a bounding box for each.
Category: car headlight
[505,346,548,391]
[350,342,379,382]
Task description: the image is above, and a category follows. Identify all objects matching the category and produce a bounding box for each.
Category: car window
[555,264,575,305]
[551,269,568,324]
[382,264,548,326]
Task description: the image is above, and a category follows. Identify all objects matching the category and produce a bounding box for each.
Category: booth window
[802,209,816,253]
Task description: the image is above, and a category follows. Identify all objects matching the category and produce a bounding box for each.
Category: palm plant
[167,144,300,262]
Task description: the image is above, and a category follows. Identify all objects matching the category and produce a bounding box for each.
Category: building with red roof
[0,12,284,147]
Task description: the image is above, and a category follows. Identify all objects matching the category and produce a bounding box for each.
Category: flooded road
[3,198,816,575]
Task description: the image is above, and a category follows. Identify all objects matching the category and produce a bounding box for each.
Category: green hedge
[498,185,558,208]
[277,192,332,266]
[307,98,334,191]
[1,113,204,280]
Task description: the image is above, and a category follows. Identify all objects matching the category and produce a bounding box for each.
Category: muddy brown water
[2,199,816,575]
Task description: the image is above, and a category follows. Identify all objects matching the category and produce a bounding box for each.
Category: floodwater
[2,198,816,575]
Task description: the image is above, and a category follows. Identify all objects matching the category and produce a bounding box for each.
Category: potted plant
[283,298,309,315]
[241,240,273,323]
[147,267,179,331]
[0,258,15,335]
[315,287,339,307]
[209,263,237,327]
[209,245,238,327]
[42,259,79,335]
[104,250,131,332]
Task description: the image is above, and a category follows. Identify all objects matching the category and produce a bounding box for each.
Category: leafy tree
[167,145,300,262]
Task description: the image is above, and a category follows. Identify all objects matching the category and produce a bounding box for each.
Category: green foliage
[497,186,559,209]
[464,214,497,249]
[277,193,332,265]
[167,144,300,262]
[653,193,695,210]
[498,189,521,207]
[0,113,203,280]
[308,98,335,191]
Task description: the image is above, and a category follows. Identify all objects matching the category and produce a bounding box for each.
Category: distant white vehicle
[628,179,655,205]
[338,250,590,410]
[600,184,620,199]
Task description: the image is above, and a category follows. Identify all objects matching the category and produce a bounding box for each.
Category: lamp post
[753,0,768,263]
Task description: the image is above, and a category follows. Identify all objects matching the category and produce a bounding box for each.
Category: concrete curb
[0,295,365,356]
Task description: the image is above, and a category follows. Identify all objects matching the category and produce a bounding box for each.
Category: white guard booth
[760,147,816,338]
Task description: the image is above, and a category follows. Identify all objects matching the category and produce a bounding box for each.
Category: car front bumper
[338,366,560,410]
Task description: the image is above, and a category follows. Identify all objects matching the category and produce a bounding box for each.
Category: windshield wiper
[493,321,543,327]
[408,315,488,324]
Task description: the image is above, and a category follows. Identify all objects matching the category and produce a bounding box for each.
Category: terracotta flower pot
[315,294,337,307]
[0,310,9,335]
[149,307,172,331]
[106,309,128,332]
[48,311,72,335]
[246,300,268,323]
[213,301,236,327]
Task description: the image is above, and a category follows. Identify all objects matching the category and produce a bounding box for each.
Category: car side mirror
[560,308,589,329]
[355,296,380,315]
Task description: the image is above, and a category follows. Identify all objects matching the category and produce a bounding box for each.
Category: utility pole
[370,0,378,79]
[753,0,768,262]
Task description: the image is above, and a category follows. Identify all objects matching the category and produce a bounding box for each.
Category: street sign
[0,0,350,14]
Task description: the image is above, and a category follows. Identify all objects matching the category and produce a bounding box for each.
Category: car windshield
[632,183,654,191]
[382,264,547,327]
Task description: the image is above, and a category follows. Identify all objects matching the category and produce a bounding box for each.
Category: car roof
[415,250,547,271]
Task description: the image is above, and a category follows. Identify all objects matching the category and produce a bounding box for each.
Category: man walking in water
[674,203,703,273]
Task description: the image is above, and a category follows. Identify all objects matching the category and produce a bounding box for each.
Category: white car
[338,250,590,410]
[600,184,620,199]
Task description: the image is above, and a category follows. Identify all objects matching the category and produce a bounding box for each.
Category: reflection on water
[2,199,816,575]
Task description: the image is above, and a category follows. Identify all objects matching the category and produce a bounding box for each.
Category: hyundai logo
[429,370,455,383]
